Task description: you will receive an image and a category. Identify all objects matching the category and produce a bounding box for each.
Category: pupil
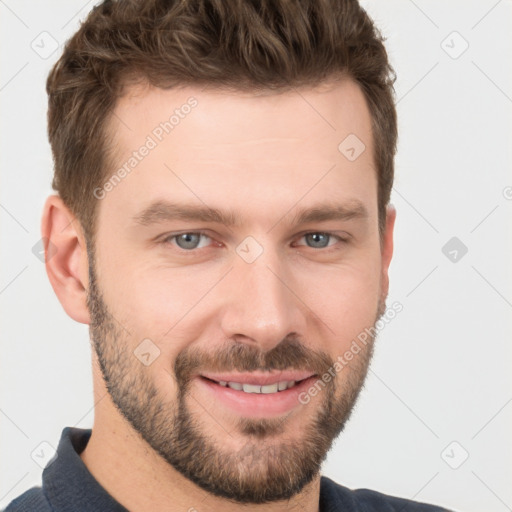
[308,233,328,248]
[178,233,199,249]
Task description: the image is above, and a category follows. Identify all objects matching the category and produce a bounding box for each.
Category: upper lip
[198,371,316,386]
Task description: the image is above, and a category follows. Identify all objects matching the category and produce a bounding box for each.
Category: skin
[42,77,396,512]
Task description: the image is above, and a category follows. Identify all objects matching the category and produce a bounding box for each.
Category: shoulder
[320,476,455,512]
[2,486,52,512]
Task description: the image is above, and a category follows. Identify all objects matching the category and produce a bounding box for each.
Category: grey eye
[305,233,331,248]
[175,233,202,250]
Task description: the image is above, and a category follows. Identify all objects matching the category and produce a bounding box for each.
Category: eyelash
[160,231,349,254]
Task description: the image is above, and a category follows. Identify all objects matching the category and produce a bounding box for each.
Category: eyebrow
[131,199,368,228]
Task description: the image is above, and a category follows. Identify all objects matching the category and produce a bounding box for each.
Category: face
[86,79,392,504]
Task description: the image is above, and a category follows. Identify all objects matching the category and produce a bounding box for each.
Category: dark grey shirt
[3,427,454,511]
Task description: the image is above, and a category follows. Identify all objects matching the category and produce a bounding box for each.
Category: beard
[86,245,386,504]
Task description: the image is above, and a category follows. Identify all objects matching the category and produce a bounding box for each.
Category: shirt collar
[42,426,128,512]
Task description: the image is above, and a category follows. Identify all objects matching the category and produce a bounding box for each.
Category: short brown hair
[47,0,397,245]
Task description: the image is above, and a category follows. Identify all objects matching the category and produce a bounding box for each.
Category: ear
[41,194,91,324]
[380,204,396,301]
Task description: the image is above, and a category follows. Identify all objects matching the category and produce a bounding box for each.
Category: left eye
[163,231,342,251]
[296,232,340,249]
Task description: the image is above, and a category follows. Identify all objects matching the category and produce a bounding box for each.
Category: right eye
[162,231,214,251]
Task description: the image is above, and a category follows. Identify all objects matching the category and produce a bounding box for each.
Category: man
[4,0,455,510]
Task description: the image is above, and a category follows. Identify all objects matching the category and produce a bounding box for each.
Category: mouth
[195,372,319,417]
[200,375,312,394]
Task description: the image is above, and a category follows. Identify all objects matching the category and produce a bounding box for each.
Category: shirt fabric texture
[3,427,455,512]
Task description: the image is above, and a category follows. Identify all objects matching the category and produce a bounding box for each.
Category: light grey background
[1,1,511,511]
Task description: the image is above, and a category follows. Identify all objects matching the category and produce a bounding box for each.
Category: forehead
[111,78,373,150]
[100,79,377,231]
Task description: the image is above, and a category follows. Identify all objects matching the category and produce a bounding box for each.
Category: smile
[203,377,306,394]
[195,373,319,417]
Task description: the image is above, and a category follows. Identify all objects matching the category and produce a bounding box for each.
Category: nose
[219,242,306,352]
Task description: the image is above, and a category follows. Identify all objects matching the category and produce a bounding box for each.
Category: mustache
[174,336,334,387]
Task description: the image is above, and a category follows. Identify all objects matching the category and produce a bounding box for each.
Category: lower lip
[195,376,318,418]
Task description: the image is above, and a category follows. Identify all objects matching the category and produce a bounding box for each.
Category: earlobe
[41,194,91,324]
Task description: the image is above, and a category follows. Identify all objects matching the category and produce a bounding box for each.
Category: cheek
[101,254,218,342]
[300,257,381,345]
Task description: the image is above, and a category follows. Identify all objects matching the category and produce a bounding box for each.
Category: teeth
[218,380,299,394]
[242,383,261,393]
[261,383,279,394]
[278,381,288,391]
